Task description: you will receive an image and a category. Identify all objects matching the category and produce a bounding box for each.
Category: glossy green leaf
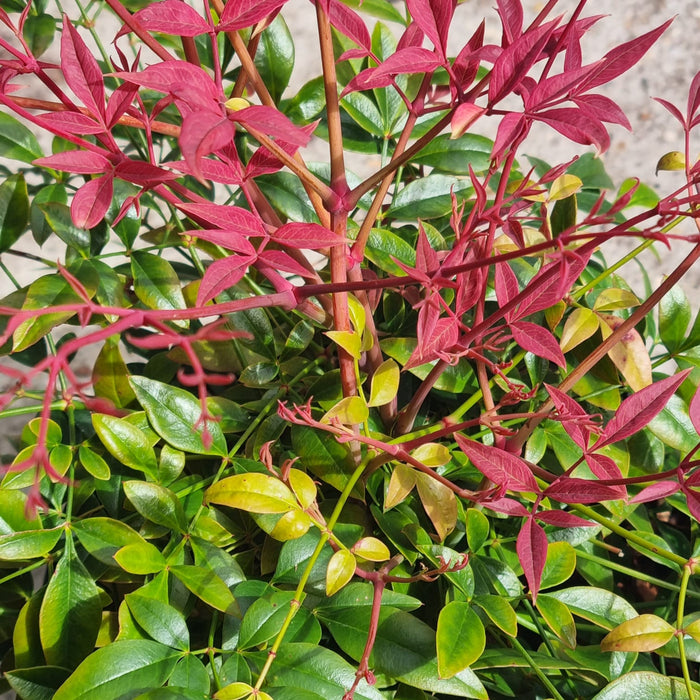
[170,654,210,694]
[130,376,227,456]
[365,228,416,275]
[255,15,294,103]
[78,445,111,480]
[169,565,240,615]
[40,537,102,668]
[291,425,357,493]
[92,338,136,408]
[592,671,694,699]
[38,201,90,254]
[238,361,279,387]
[326,549,356,596]
[412,134,492,175]
[0,172,29,251]
[388,175,473,220]
[601,614,675,652]
[540,541,577,589]
[466,509,490,552]
[248,643,384,700]
[0,527,62,560]
[342,91,384,138]
[92,413,158,477]
[5,666,71,700]
[0,112,43,163]
[659,283,692,351]
[72,517,147,567]
[238,590,295,649]
[436,602,486,678]
[536,594,577,648]
[648,393,697,453]
[53,640,180,700]
[0,487,42,533]
[548,587,637,630]
[13,589,45,668]
[131,251,187,322]
[126,592,189,650]
[123,480,186,531]
[114,541,167,574]
[472,595,518,637]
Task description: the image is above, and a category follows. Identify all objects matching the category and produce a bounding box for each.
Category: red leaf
[197,254,256,305]
[450,102,486,139]
[177,202,267,238]
[453,20,486,88]
[689,384,700,437]
[496,0,523,44]
[271,222,345,249]
[585,453,623,482]
[536,510,596,528]
[165,157,244,185]
[535,107,610,153]
[545,478,628,504]
[245,123,317,178]
[653,97,686,129]
[687,70,700,122]
[684,488,700,523]
[373,48,443,80]
[340,67,393,97]
[406,0,455,58]
[526,64,600,111]
[491,112,527,162]
[630,481,681,504]
[61,17,105,119]
[574,94,631,130]
[113,62,220,104]
[71,175,113,229]
[257,249,317,279]
[115,159,179,187]
[488,20,559,105]
[133,0,210,36]
[495,261,519,308]
[510,321,565,368]
[596,371,691,449]
[455,435,539,493]
[180,111,236,178]
[38,111,106,135]
[517,518,547,602]
[577,19,673,92]
[34,150,112,175]
[233,106,312,147]
[484,498,529,517]
[327,0,371,51]
[217,0,288,32]
[404,316,458,369]
[415,224,438,275]
[180,229,256,256]
[106,83,139,128]
[545,384,591,450]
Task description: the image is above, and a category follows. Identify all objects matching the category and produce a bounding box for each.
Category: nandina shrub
[2,0,700,697]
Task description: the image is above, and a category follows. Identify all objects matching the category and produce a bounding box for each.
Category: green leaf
[72,517,147,566]
[238,590,295,649]
[114,541,167,575]
[169,654,210,694]
[255,15,294,103]
[412,134,492,175]
[0,112,43,163]
[92,413,158,477]
[123,480,187,531]
[38,201,90,254]
[238,361,279,387]
[131,251,187,324]
[169,565,240,616]
[540,541,577,589]
[365,227,416,275]
[23,12,56,57]
[129,376,227,456]
[5,666,71,700]
[13,589,45,668]
[601,614,675,652]
[648,393,697,453]
[78,445,111,480]
[536,594,577,648]
[126,592,189,650]
[291,425,357,493]
[466,509,490,553]
[341,0,404,22]
[388,175,473,220]
[206,473,298,514]
[568,152,614,190]
[437,602,486,678]
[659,283,692,352]
[190,536,247,587]
[591,671,694,699]
[342,91,384,138]
[0,487,42,533]
[368,358,400,407]
[548,587,637,630]
[472,595,518,637]
[0,173,29,251]
[53,640,180,700]
[248,643,384,700]
[0,527,63,560]
[39,537,102,668]
[617,178,660,209]
[92,338,137,408]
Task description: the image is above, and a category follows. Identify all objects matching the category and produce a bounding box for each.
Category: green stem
[254,458,369,691]
[508,634,566,700]
[677,563,695,700]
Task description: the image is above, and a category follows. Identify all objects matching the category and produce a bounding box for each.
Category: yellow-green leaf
[321,396,368,425]
[411,442,450,467]
[352,536,390,562]
[600,315,652,390]
[269,509,312,541]
[437,601,486,678]
[367,358,400,407]
[114,541,167,575]
[288,468,317,510]
[656,150,685,174]
[326,549,356,596]
[325,330,362,359]
[560,308,599,353]
[214,681,255,700]
[601,614,675,652]
[593,288,641,312]
[415,473,457,541]
[206,473,298,514]
[347,294,366,336]
[536,594,577,648]
[549,174,582,201]
[385,464,416,510]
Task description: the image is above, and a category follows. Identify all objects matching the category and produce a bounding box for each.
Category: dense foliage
[1,0,700,698]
